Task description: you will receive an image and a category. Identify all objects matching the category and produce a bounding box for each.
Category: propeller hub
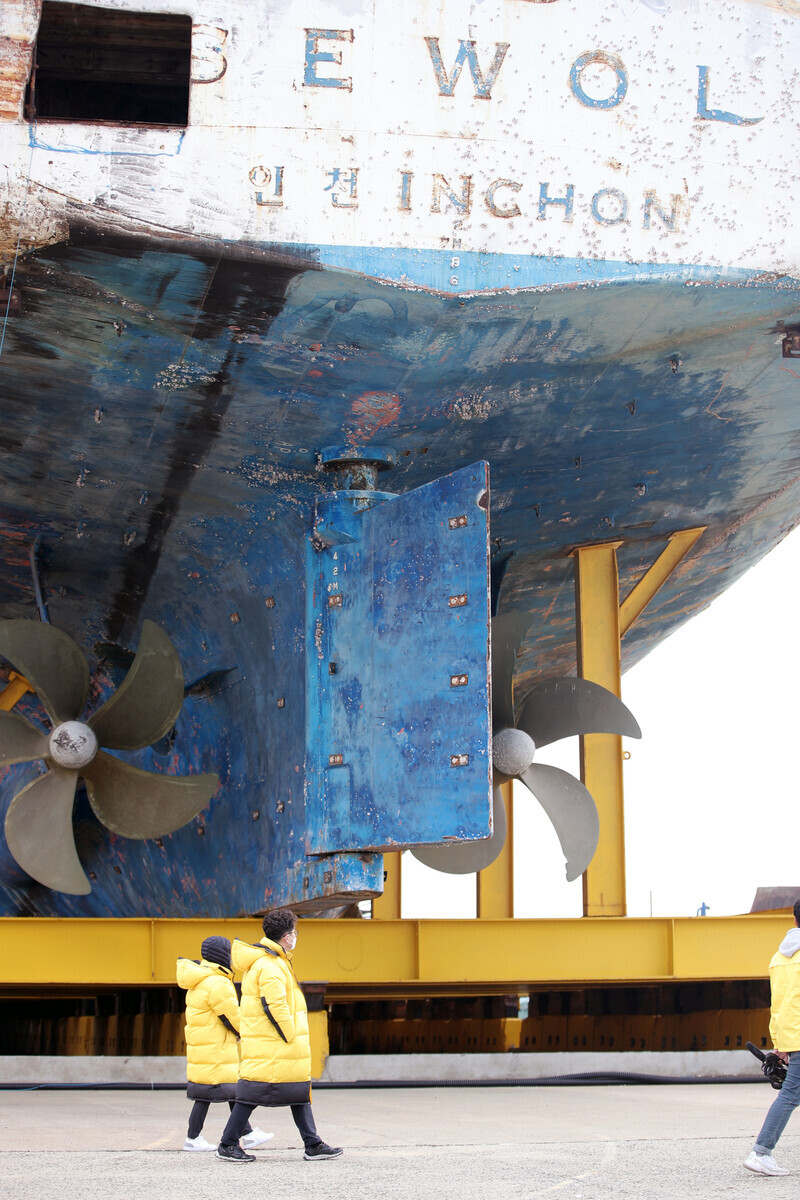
[49,721,98,769]
[492,727,536,778]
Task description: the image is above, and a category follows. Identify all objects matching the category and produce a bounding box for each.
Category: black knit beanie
[201,936,231,970]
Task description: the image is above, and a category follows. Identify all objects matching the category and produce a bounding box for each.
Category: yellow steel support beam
[572,528,706,919]
[372,851,401,919]
[0,915,783,996]
[618,528,706,638]
[0,672,32,711]
[476,782,514,919]
[572,543,626,919]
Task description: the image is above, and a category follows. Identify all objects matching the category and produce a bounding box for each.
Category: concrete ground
[1,1082,796,1200]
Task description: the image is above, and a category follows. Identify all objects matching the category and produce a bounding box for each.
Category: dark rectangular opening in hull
[26,2,191,127]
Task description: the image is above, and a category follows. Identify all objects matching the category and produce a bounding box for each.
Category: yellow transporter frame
[0,911,784,1076]
[0,913,788,997]
[1,529,780,1059]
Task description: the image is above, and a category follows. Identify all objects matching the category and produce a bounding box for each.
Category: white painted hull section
[2,0,799,287]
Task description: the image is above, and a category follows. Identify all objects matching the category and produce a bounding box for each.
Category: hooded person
[744,899,800,1176]
[176,935,274,1152]
[214,908,343,1163]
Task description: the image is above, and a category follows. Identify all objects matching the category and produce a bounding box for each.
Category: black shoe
[215,1143,256,1163]
[304,1142,343,1160]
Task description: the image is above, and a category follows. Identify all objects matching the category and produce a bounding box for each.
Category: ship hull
[0,0,799,915]
[0,230,797,915]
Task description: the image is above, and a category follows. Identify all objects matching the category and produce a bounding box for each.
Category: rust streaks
[0,1,40,121]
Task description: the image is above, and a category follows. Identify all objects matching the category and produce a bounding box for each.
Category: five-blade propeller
[0,619,219,895]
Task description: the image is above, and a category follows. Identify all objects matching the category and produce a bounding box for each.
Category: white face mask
[285,929,297,949]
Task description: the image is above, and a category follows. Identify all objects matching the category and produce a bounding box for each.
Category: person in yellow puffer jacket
[214,909,343,1164]
[744,899,800,1177]
[176,935,273,1152]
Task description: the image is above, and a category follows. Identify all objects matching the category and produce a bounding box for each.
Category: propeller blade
[0,619,89,724]
[411,786,506,875]
[83,751,218,838]
[0,710,50,765]
[89,621,184,751]
[518,763,599,882]
[491,612,531,729]
[4,766,90,895]
[517,676,641,748]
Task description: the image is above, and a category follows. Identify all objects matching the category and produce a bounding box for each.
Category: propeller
[0,619,219,895]
[412,612,641,881]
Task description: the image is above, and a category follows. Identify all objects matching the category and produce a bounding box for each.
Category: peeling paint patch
[450,392,494,421]
[156,362,223,390]
[238,457,302,488]
[345,392,402,442]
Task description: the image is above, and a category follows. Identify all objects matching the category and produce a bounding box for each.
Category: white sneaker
[744,1150,790,1176]
[241,1128,275,1150]
[183,1134,217,1152]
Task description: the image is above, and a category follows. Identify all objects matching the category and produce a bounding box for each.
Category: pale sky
[403,524,800,920]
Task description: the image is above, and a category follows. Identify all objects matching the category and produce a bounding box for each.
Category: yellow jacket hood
[177,957,232,990]
[231,937,286,974]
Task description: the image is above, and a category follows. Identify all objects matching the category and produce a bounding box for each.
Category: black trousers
[187,1099,253,1141]
[220,1101,320,1149]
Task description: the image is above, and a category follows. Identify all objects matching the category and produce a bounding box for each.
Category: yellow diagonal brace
[572,543,626,917]
[0,672,32,711]
[476,782,514,919]
[619,528,706,637]
[372,851,402,919]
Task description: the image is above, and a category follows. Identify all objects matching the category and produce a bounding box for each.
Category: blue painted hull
[0,230,798,916]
